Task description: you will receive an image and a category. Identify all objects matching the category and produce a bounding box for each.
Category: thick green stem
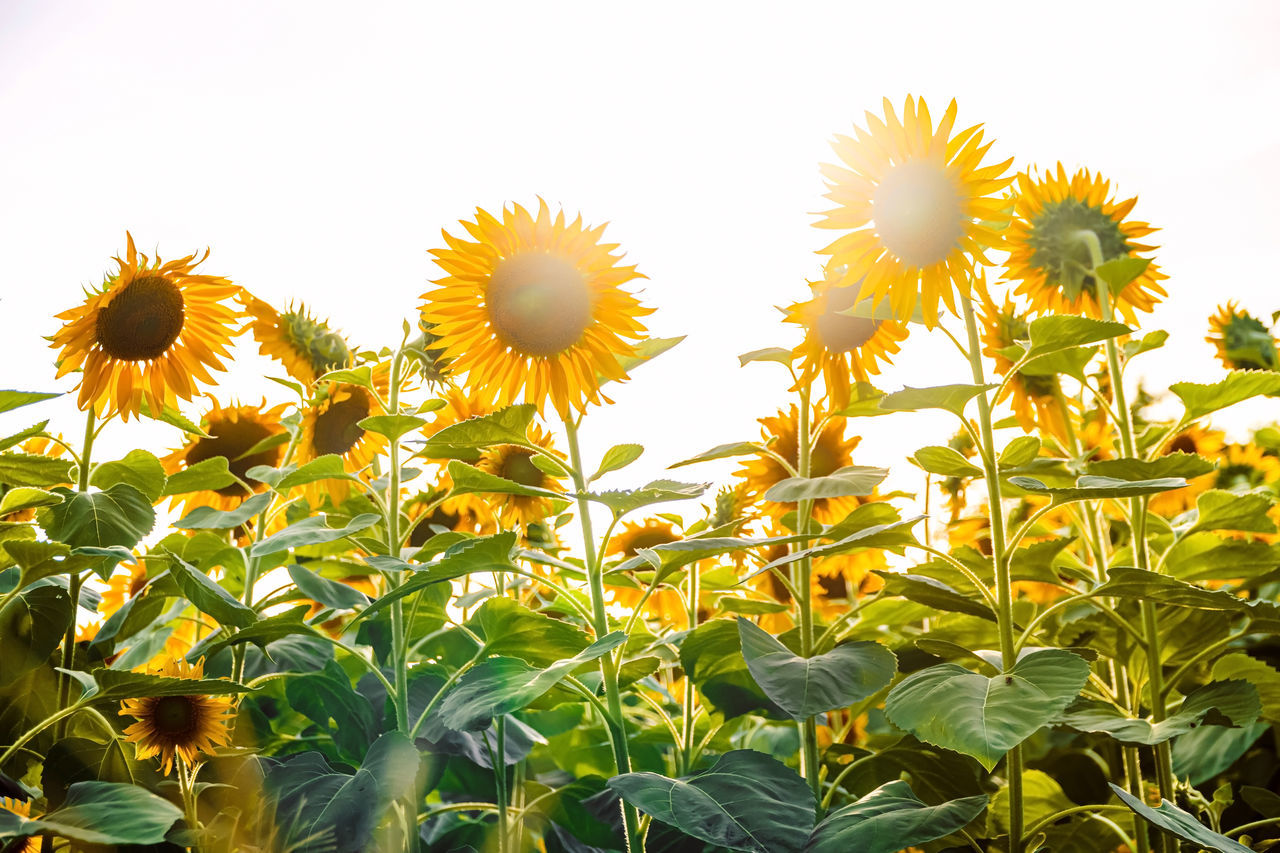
[959,293,1023,852]
[793,386,823,809]
[563,416,642,851]
[385,349,410,734]
[177,757,203,851]
[56,408,97,737]
[494,716,510,853]
[681,563,700,774]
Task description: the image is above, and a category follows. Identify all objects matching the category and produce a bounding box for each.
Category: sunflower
[119,657,235,774]
[421,200,653,416]
[605,519,700,623]
[737,405,861,524]
[785,269,909,408]
[1213,442,1280,493]
[1003,165,1167,322]
[475,423,566,527]
[1207,303,1279,372]
[0,798,38,852]
[404,489,495,547]
[51,233,241,421]
[238,292,354,385]
[98,562,149,620]
[976,282,1070,441]
[1148,424,1225,517]
[747,531,880,632]
[162,399,290,516]
[816,96,1014,326]
[294,365,391,508]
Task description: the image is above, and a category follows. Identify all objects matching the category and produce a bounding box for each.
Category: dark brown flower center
[815,285,882,353]
[409,505,462,546]
[1168,433,1198,455]
[184,414,282,497]
[96,275,186,361]
[313,392,370,456]
[499,449,544,487]
[151,695,198,737]
[487,252,592,357]
[872,160,964,268]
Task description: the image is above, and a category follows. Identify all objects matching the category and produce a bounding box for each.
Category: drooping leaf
[872,572,997,621]
[1094,257,1152,293]
[608,750,816,853]
[738,347,794,367]
[1008,474,1186,503]
[1213,653,1280,722]
[0,420,50,453]
[250,513,380,557]
[749,516,921,577]
[166,553,257,629]
[0,584,72,686]
[613,335,684,377]
[1092,566,1280,619]
[174,491,274,530]
[0,780,180,845]
[275,454,354,490]
[89,449,167,502]
[92,667,253,702]
[187,606,315,660]
[879,384,996,417]
[446,459,564,499]
[288,564,370,610]
[738,618,896,720]
[161,456,237,496]
[420,404,537,454]
[884,650,1091,770]
[680,619,784,719]
[41,484,155,551]
[804,780,988,853]
[764,466,888,503]
[469,597,591,666]
[1109,783,1251,853]
[912,446,982,478]
[1058,680,1260,744]
[1171,371,1280,422]
[1172,722,1269,786]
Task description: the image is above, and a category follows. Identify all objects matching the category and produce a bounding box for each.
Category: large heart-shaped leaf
[41,484,155,551]
[884,650,1090,770]
[0,781,180,845]
[0,584,72,686]
[90,449,167,502]
[608,750,815,853]
[803,780,988,853]
[737,618,896,720]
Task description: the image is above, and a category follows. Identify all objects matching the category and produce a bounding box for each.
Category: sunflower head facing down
[817,96,1014,327]
[163,399,290,515]
[239,292,353,385]
[421,200,653,417]
[52,233,242,421]
[785,268,909,408]
[295,365,391,508]
[738,405,862,525]
[475,423,566,527]
[119,657,235,774]
[1004,165,1167,322]
[1207,302,1279,372]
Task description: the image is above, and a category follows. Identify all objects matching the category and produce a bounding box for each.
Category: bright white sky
[3,1,1279,512]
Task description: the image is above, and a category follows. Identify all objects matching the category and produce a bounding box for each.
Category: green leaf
[998,436,1041,469]
[613,335,684,378]
[1172,722,1269,786]
[173,491,273,530]
[1008,474,1186,503]
[469,597,590,666]
[804,780,988,853]
[1085,453,1216,482]
[446,459,563,500]
[0,390,60,415]
[420,404,536,454]
[1058,680,1260,744]
[670,442,763,469]
[988,769,1074,838]
[92,667,252,701]
[0,584,72,686]
[588,479,708,516]
[288,564,370,610]
[250,513,380,557]
[275,454,353,490]
[608,750,815,853]
[912,446,982,478]
[90,449,167,502]
[358,414,427,442]
[161,457,236,496]
[0,487,62,515]
[738,347,794,367]
[0,453,74,487]
[880,384,996,417]
[138,400,211,437]
[437,632,626,731]
[680,619,783,719]
[355,533,518,624]
[1213,654,1280,722]
[0,420,50,453]
[764,466,888,503]
[1024,315,1131,361]
[1094,256,1152,293]
[1124,329,1170,359]
[873,572,997,621]
[167,554,257,629]
[1190,489,1278,534]
[589,443,644,482]
[750,517,922,577]
[3,540,95,586]
[0,781,181,845]
[737,618,895,720]
[884,650,1091,770]
[1109,783,1251,853]
[316,365,372,388]
[1092,567,1280,618]
[1172,371,1280,421]
[42,484,155,551]
[187,606,315,659]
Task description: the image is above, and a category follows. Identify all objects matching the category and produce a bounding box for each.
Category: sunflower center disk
[499,450,544,487]
[314,394,370,456]
[185,417,281,496]
[871,160,964,268]
[151,696,198,737]
[816,285,882,353]
[487,253,592,357]
[95,275,186,361]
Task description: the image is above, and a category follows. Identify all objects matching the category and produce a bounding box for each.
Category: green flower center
[96,275,186,361]
[283,310,351,377]
[499,449,544,487]
[487,252,592,357]
[1027,199,1132,302]
[1220,313,1279,371]
[872,160,964,268]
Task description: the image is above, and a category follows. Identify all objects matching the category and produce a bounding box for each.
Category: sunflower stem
[793,384,824,811]
[176,757,203,851]
[493,715,510,853]
[958,292,1024,853]
[563,415,643,852]
[384,347,411,737]
[55,407,97,738]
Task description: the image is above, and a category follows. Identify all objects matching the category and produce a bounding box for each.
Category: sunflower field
[5,94,1280,853]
